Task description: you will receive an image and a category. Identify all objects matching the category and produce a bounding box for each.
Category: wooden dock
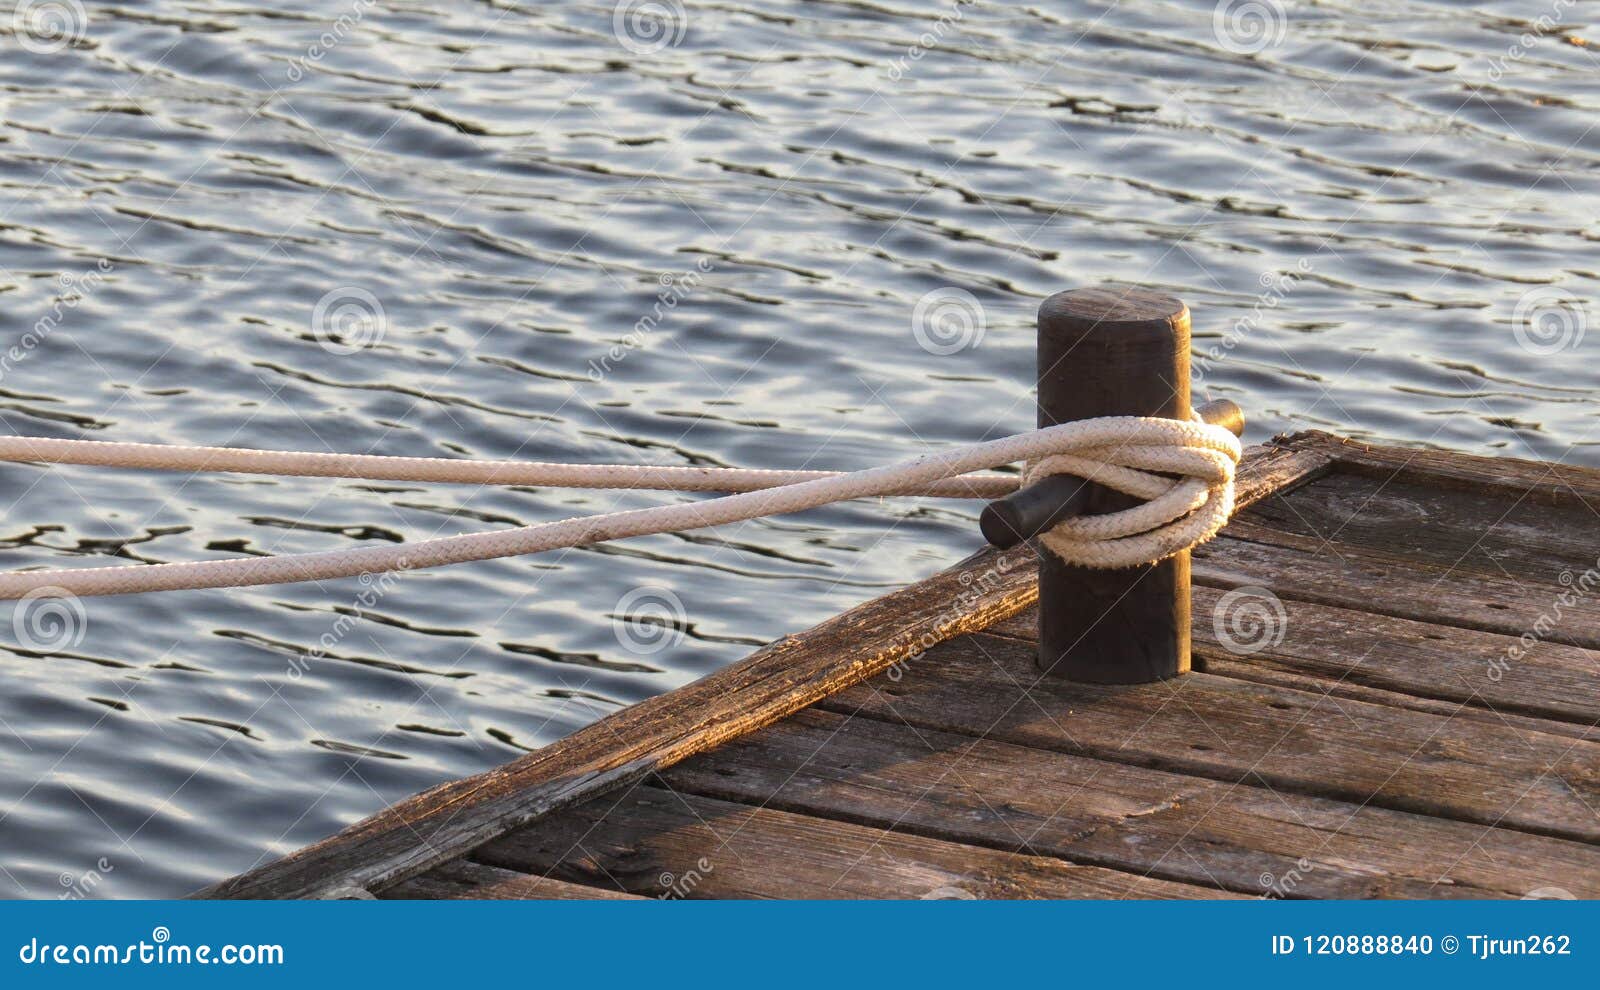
[200,431,1600,900]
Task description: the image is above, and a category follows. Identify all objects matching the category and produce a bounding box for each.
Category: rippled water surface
[0,0,1596,896]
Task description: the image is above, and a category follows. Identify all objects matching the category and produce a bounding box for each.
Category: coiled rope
[0,416,1239,599]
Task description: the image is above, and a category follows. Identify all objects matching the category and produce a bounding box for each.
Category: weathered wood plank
[1228,437,1338,506]
[816,632,1600,844]
[1193,535,1600,651]
[1235,469,1600,585]
[1196,654,1600,744]
[1192,584,1600,727]
[380,859,639,900]
[476,783,1235,899]
[990,587,1600,731]
[985,594,1600,742]
[656,709,1600,899]
[1284,431,1600,507]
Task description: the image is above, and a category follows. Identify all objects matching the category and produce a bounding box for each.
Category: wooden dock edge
[196,432,1343,900]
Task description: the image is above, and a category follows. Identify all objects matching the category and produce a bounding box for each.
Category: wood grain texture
[1235,469,1600,584]
[1192,535,1600,650]
[1291,431,1600,506]
[816,632,1600,844]
[1036,286,1192,682]
[475,783,1229,900]
[991,589,1600,732]
[657,709,1600,899]
[1192,434,1600,646]
[1196,653,1600,744]
[380,860,639,900]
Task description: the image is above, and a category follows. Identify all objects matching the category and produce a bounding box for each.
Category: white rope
[0,435,1017,499]
[1023,413,1241,568]
[0,417,1239,599]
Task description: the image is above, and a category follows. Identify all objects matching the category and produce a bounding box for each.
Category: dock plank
[1195,654,1600,743]
[381,860,639,900]
[1193,535,1600,651]
[990,588,1600,731]
[475,784,1234,900]
[656,709,1600,899]
[1235,469,1600,585]
[1194,584,1600,728]
[1296,432,1600,507]
[817,632,1600,844]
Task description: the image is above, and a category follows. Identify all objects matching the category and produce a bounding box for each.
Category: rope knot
[1022,413,1242,569]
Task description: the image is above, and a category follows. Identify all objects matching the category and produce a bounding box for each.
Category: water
[0,0,1595,897]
